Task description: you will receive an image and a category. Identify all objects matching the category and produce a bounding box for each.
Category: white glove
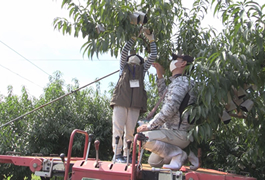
[143,28,155,42]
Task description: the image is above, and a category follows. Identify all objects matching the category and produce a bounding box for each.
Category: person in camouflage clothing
[137,53,199,170]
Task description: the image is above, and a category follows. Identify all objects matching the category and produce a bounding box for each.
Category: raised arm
[143,29,157,74]
[120,38,135,75]
[143,42,157,74]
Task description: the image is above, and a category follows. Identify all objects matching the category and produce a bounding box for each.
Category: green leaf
[205,91,211,107]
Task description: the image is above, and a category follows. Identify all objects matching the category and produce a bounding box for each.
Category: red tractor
[0,129,257,180]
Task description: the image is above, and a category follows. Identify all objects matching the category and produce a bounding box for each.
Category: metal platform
[0,129,257,180]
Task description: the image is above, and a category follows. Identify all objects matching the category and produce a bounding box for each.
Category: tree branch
[229,113,247,119]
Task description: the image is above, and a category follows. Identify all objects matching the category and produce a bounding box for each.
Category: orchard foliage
[0,0,265,179]
[53,0,265,141]
[0,71,113,179]
[54,0,265,178]
[53,0,181,67]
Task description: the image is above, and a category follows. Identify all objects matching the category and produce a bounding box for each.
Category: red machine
[0,129,257,180]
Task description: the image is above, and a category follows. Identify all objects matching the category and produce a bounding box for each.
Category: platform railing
[131,133,147,180]
[64,129,89,180]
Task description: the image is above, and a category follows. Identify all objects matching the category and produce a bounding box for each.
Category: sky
[0,0,124,98]
[0,0,243,98]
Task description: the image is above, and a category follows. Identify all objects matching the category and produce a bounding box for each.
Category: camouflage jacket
[148,75,196,131]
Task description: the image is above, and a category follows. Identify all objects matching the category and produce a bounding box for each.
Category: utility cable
[0,70,119,128]
[0,63,43,88]
[0,40,51,76]
[3,59,118,61]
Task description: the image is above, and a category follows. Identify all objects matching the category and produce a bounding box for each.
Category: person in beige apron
[110,29,157,163]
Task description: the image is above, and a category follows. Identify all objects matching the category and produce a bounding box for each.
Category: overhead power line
[3,59,118,61]
[0,40,51,76]
[0,64,43,89]
[0,70,119,128]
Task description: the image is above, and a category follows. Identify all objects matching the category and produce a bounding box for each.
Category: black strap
[178,92,191,129]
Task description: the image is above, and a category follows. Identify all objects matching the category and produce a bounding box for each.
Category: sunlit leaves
[191,0,265,178]
[54,0,182,61]
[51,0,265,178]
[0,71,114,178]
